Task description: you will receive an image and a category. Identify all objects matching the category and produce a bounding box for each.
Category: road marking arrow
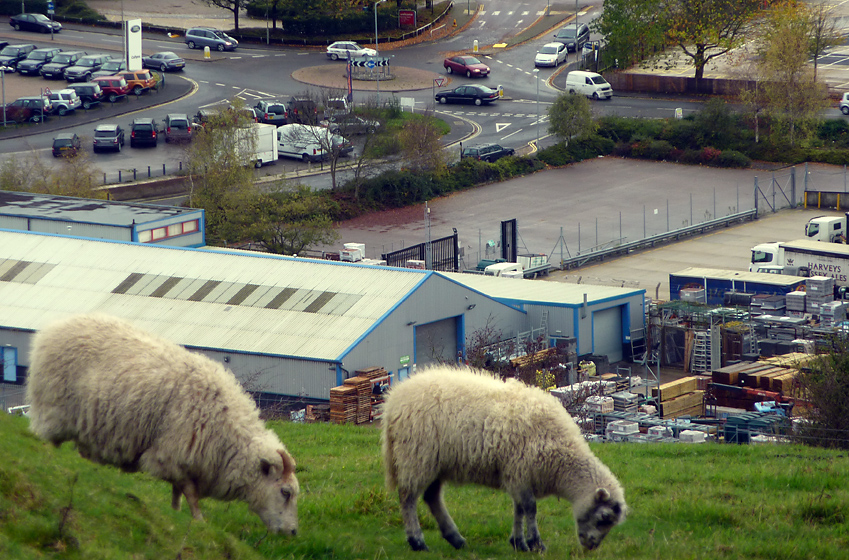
[495,123,511,132]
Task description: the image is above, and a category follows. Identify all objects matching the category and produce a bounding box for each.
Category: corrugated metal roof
[672,267,806,286]
[442,271,644,305]
[0,190,198,227]
[0,230,427,360]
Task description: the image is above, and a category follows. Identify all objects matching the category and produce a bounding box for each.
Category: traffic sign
[366,59,375,69]
[434,77,445,87]
[47,1,55,14]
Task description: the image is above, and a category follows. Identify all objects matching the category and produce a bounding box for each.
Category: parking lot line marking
[500,128,523,140]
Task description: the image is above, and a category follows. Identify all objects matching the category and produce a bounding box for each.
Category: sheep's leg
[399,488,428,551]
[509,497,530,552]
[423,479,466,549]
[174,480,203,520]
[171,484,182,511]
[521,493,546,552]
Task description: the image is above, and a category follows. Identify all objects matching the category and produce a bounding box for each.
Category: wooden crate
[329,385,358,424]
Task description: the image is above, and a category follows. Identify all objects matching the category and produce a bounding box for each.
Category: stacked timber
[710,354,814,410]
[329,385,358,424]
[356,366,388,381]
[510,347,558,369]
[343,376,373,424]
[652,377,704,418]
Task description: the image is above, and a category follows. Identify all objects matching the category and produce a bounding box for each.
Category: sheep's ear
[595,488,611,503]
[279,449,296,477]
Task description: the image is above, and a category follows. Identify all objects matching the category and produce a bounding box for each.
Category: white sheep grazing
[25,314,299,535]
[381,366,627,552]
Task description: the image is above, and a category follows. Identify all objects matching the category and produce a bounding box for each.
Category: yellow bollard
[473,39,478,53]
[204,46,211,60]
[453,18,457,27]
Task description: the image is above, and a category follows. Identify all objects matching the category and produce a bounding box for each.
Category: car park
[288,96,319,124]
[15,47,61,76]
[553,23,590,52]
[63,54,112,82]
[129,118,160,148]
[254,100,289,126]
[434,84,499,106]
[326,41,376,60]
[534,42,568,67]
[9,13,61,34]
[185,27,238,51]
[47,89,81,116]
[40,50,87,79]
[0,43,36,71]
[119,69,157,96]
[142,52,185,72]
[2,95,51,123]
[277,123,351,161]
[163,113,192,143]
[461,143,515,163]
[92,59,126,79]
[92,75,130,102]
[66,82,103,109]
[443,55,490,78]
[92,124,125,152]
[321,114,380,135]
[51,133,81,157]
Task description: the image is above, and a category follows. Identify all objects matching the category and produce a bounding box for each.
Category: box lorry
[235,122,278,168]
[805,212,849,242]
[481,254,553,279]
[749,239,849,287]
[670,267,807,305]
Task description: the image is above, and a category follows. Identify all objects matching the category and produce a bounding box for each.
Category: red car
[92,75,131,103]
[443,55,490,78]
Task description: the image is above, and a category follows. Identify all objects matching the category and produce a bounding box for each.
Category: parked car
[141,52,185,72]
[185,27,238,51]
[443,55,490,78]
[63,54,112,82]
[553,23,590,52]
[51,133,81,157]
[325,41,376,61]
[254,100,289,126]
[841,93,849,115]
[461,143,515,163]
[534,42,568,67]
[2,95,51,123]
[92,123,125,152]
[92,59,126,79]
[15,47,61,76]
[129,118,159,147]
[92,75,130,102]
[434,84,499,106]
[119,69,157,96]
[288,96,319,124]
[48,89,81,116]
[321,114,380,135]
[0,43,37,71]
[66,82,103,109]
[163,113,192,143]
[40,50,87,79]
[9,13,61,34]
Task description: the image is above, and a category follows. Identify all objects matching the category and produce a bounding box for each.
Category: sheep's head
[251,449,300,535]
[574,487,627,550]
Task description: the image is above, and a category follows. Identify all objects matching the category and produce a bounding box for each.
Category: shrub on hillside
[716,150,751,168]
[795,340,849,449]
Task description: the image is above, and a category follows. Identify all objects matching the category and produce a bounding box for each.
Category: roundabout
[292,65,449,93]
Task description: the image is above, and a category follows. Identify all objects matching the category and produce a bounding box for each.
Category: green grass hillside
[1,412,847,559]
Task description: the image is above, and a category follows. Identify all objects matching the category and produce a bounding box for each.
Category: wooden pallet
[652,377,698,401]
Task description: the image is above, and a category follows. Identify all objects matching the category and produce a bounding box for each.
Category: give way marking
[495,123,511,132]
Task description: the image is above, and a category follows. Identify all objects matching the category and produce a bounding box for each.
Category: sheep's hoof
[408,536,429,551]
[445,532,466,549]
[510,536,530,552]
[527,538,547,552]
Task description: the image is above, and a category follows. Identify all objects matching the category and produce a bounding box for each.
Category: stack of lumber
[356,366,389,381]
[651,377,704,418]
[329,385,358,424]
[712,356,809,394]
[510,347,557,369]
[343,376,373,424]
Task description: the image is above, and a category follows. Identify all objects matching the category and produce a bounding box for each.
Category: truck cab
[749,242,783,273]
[484,262,523,278]
[805,213,849,243]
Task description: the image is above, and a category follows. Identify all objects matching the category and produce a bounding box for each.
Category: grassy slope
[1,413,847,560]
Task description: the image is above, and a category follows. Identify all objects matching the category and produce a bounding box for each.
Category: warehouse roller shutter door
[593,306,623,363]
[415,318,458,368]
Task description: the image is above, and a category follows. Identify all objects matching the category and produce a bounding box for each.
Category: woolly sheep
[25,314,299,534]
[381,366,627,552]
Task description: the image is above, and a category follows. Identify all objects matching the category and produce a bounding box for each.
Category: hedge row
[0,0,104,22]
[245,2,397,36]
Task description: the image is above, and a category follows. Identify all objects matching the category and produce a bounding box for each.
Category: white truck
[483,254,553,279]
[749,239,849,287]
[805,212,849,242]
[235,122,278,168]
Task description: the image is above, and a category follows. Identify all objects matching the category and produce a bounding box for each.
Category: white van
[277,124,329,162]
[565,70,613,100]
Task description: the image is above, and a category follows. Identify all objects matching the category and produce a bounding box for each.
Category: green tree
[398,113,448,173]
[0,149,104,199]
[202,0,247,31]
[547,93,596,144]
[593,0,667,70]
[664,0,764,83]
[795,338,849,449]
[244,186,341,255]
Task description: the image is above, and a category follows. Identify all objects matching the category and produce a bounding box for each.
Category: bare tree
[201,0,246,31]
[397,110,449,172]
[807,0,843,81]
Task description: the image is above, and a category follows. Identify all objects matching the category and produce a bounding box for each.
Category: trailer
[750,239,849,287]
[670,267,807,305]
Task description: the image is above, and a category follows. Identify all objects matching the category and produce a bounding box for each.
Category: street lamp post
[375,0,386,106]
[532,68,540,145]
[1,66,8,128]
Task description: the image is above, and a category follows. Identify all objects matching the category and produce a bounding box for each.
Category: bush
[715,150,751,168]
[795,340,849,449]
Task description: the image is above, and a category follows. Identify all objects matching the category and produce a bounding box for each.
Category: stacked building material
[785,291,806,317]
[819,301,847,327]
[651,376,705,418]
[585,395,614,413]
[343,376,373,424]
[610,391,639,413]
[806,276,834,315]
[329,385,359,424]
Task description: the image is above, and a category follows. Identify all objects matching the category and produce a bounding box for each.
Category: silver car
[326,41,377,61]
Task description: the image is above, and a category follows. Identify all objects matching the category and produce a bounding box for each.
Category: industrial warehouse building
[0,229,645,408]
[0,190,205,247]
